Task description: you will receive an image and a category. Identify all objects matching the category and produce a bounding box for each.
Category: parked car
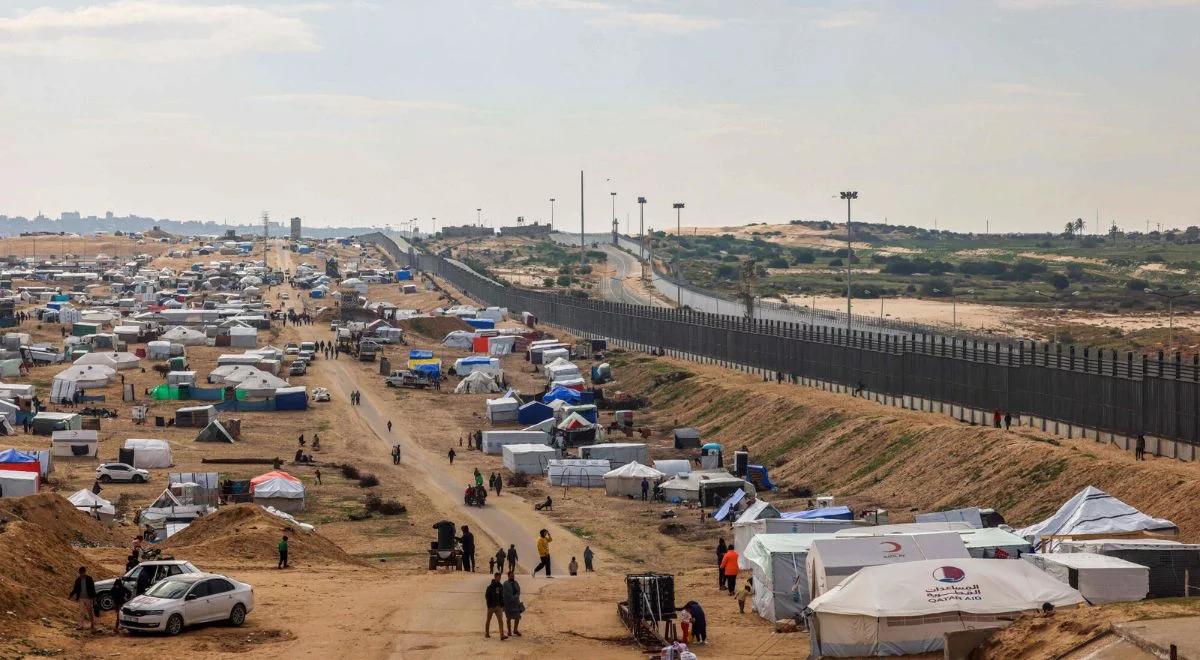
[284,343,299,355]
[95,560,202,611]
[289,360,308,376]
[311,387,331,402]
[120,573,254,635]
[96,462,149,484]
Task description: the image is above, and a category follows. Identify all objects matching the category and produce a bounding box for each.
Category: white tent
[228,325,257,348]
[0,469,38,497]
[52,364,116,402]
[68,489,116,522]
[123,438,173,469]
[834,522,976,537]
[1017,486,1178,551]
[486,396,519,422]
[603,461,665,497]
[442,331,475,349]
[547,458,609,487]
[0,382,35,398]
[208,364,264,385]
[454,357,502,377]
[541,348,570,365]
[541,356,574,376]
[161,326,208,346]
[0,399,18,423]
[653,459,692,477]
[808,532,971,600]
[74,351,141,370]
[524,418,556,433]
[660,469,755,506]
[167,371,196,386]
[735,517,868,565]
[51,429,99,457]
[502,444,558,475]
[487,335,517,356]
[743,533,839,622]
[235,372,290,397]
[547,363,582,384]
[807,559,1084,657]
[915,507,984,528]
[482,430,549,455]
[147,340,173,359]
[1024,552,1149,604]
[580,442,647,468]
[556,411,593,430]
[252,474,306,513]
[455,371,500,394]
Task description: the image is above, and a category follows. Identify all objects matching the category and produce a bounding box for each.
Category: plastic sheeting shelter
[1018,486,1179,551]
[1024,552,1148,604]
[517,401,554,425]
[68,489,116,522]
[442,331,474,349]
[123,439,173,469]
[502,444,558,475]
[603,461,665,497]
[274,386,308,411]
[653,459,692,477]
[542,386,584,405]
[250,471,306,512]
[454,356,501,377]
[31,412,82,434]
[735,518,869,565]
[673,427,701,449]
[196,420,236,443]
[660,470,755,507]
[546,458,608,487]
[1057,539,1200,598]
[807,559,1083,657]
[175,405,216,428]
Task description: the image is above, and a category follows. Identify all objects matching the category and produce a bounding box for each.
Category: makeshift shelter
[122,439,173,469]
[0,382,35,398]
[486,335,516,356]
[175,405,216,428]
[74,351,140,370]
[744,533,839,621]
[160,326,207,346]
[251,471,306,512]
[486,396,520,423]
[196,420,236,443]
[1024,552,1149,604]
[51,364,116,402]
[455,371,500,394]
[0,359,21,378]
[146,341,173,360]
[653,459,693,477]
[806,558,1084,657]
[579,442,647,468]
[546,458,608,486]
[786,506,855,521]
[660,469,755,507]
[68,489,115,523]
[603,461,665,497]
[1058,538,1200,598]
[51,430,99,457]
[442,331,475,349]
[0,448,42,479]
[673,427,701,449]
[0,399,18,424]
[1018,486,1178,551]
[274,386,308,411]
[454,356,501,377]
[208,364,263,385]
[517,401,554,425]
[482,430,550,455]
[31,411,82,434]
[557,411,592,431]
[502,444,559,475]
[542,386,584,405]
[808,532,971,600]
[0,469,37,496]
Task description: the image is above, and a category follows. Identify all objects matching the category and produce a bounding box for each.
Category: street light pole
[549,198,555,230]
[1145,288,1196,348]
[610,191,617,245]
[1035,289,1080,344]
[579,171,586,268]
[637,197,647,260]
[840,191,858,336]
[673,202,685,307]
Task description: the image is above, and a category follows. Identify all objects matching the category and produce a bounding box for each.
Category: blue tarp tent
[781,505,854,521]
[0,448,39,464]
[464,318,495,329]
[517,401,554,425]
[413,363,442,377]
[274,387,309,411]
[309,290,325,298]
[396,270,413,281]
[542,386,583,405]
[409,349,434,359]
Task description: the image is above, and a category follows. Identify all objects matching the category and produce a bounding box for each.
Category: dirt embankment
[162,504,364,567]
[397,315,471,340]
[609,353,1200,535]
[0,492,127,547]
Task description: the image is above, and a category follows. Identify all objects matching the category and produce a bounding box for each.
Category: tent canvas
[603,461,666,497]
[1057,539,1200,598]
[546,458,608,486]
[0,469,38,496]
[735,518,871,565]
[74,351,141,370]
[1017,486,1178,551]
[653,459,692,477]
[579,442,647,468]
[486,396,520,422]
[123,438,173,468]
[915,507,985,529]
[673,427,701,449]
[1024,552,1148,604]
[160,326,207,346]
[68,489,115,521]
[196,420,236,443]
[482,430,549,455]
[51,429,99,457]
[807,558,1083,658]
[250,471,305,512]
[502,443,559,475]
[455,371,500,394]
[743,533,840,621]
[808,532,971,600]
[786,506,855,521]
[517,401,554,425]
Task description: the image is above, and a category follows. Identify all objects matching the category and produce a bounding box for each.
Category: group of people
[991,408,1014,430]
[484,571,525,640]
[349,390,362,405]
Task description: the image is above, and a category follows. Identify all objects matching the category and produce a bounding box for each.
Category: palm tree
[1074,217,1085,235]
[1064,221,1076,239]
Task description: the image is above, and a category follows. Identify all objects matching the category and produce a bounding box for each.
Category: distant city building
[441,225,494,238]
[60,211,80,222]
[290,217,302,241]
[499,221,552,237]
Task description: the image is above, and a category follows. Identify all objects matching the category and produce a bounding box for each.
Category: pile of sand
[980,599,1200,659]
[163,504,362,567]
[0,492,126,547]
[0,521,113,619]
[397,316,472,339]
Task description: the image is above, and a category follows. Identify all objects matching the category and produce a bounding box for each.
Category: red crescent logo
[881,541,902,552]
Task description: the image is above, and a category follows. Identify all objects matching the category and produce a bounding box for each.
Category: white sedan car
[120,573,254,635]
[96,462,149,484]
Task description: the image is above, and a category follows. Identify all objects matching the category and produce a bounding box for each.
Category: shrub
[1049,273,1070,290]
[828,258,843,267]
[507,473,530,487]
[790,248,815,264]
[1127,278,1149,291]
[358,473,380,488]
[766,257,789,269]
[364,494,406,515]
[555,275,572,287]
[340,464,361,480]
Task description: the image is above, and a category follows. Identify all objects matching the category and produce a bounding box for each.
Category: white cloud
[0,1,321,61]
[998,0,1200,9]
[254,93,465,117]
[816,9,877,29]
[589,10,721,33]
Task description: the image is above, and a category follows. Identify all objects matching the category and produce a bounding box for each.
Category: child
[489,557,496,574]
[568,557,579,576]
[678,605,692,644]
[738,577,754,614]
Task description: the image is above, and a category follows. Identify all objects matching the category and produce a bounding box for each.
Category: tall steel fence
[364,233,1200,446]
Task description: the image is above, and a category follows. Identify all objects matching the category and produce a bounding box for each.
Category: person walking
[387,420,393,433]
[494,473,502,497]
[993,408,1002,428]
[448,448,456,464]
[1136,434,1147,461]
[109,578,130,634]
[532,529,553,578]
[676,601,706,645]
[641,477,649,501]
[494,548,506,575]
[568,556,579,576]
[278,534,289,569]
[715,537,728,588]
[69,566,96,631]
[315,468,322,485]
[506,544,518,573]
[502,571,524,637]
[474,468,484,489]
[458,525,476,572]
[720,544,740,595]
[484,573,507,640]
[583,545,595,572]
[1004,411,1012,430]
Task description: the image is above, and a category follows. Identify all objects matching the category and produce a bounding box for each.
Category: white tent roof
[68,489,115,516]
[1017,486,1178,549]
[254,476,305,499]
[454,370,500,393]
[209,364,265,384]
[603,461,665,480]
[808,558,1084,617]
[161,326,207,345]
[54,364,116,386]
[235,372,290,395]
[557,411,593,430]
[74,351,140,370]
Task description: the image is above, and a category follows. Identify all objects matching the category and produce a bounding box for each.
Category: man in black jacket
[69,566,96,631]
[458,525,475,572]
[484,573,507,640]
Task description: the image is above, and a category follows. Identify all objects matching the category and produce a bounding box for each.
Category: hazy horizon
[2,1,1197,233]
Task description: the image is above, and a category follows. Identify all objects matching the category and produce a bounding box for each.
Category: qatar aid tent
[735,517,869,564]
[808,532,971,600]
[743,533,839,622]
[208,364,264,385]
[68,488,116,524]
[251,471,306,513]
[603,461,665,497]
[1017,486,1178,551]
[74,351,141,370]
[806,558,1084,657]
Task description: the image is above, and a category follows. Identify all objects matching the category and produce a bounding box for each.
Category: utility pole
[610,191,618,246]
[261,211,269,264]
[637,197,647,260]
[476,208,481,227]
[579,171,586,267]
[549,198,555,230]
[672,202,685,307]
[840,191,858,336]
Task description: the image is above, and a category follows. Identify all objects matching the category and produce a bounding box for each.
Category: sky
[0,0,1197,234]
